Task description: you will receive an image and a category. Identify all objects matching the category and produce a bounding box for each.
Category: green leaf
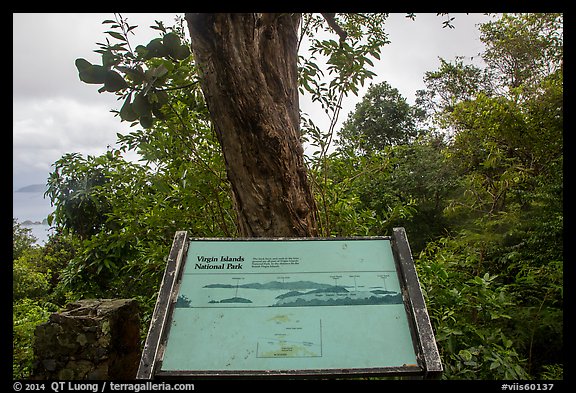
[152,179,171,193]
[103,70,128,92]
[135,45,149,59]
[173,44,191,61]
[75,58,92,72]
[105,31,126,41]
[78,64,107,84]
[163,32,181,52]
[117,65,145,84]
[101,51,119,68]
[120,94,139,122]
[152,90,169,105]
[459,349,473,362]
[132,93,152,117]
[139,115,154,129]
[145,38,168,59]
[151,102,167,120]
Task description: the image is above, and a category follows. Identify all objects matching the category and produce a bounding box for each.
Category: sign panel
[161,238,418,372]
[138,231,442,379]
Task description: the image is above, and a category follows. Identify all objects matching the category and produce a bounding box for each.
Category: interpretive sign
[137,229,442,379]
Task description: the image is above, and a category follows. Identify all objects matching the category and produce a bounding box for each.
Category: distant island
[199,280,403,307]
[204,280,334,291]
[21,219,49,225]
[15,184,46,193]
[273,286,402,307]
[209,297,252,304]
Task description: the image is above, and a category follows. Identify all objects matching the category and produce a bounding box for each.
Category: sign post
[137,228,442,379]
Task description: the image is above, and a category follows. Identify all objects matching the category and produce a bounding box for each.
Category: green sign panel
[138,230,442,378]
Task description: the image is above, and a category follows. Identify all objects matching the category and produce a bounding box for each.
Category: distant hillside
[204,280,335,290]
[15,184,46,193]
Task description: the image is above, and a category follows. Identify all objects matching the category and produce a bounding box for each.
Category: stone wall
[32,299,141,380]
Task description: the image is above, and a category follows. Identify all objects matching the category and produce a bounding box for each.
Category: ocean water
[13,190,54,245]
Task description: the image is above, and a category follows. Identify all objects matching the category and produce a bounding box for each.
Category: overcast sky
[12,13,493,191]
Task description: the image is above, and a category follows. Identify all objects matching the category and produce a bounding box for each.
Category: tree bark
[185,13,318,237]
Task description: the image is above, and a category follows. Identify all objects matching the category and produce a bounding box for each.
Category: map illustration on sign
[160,239,419,372]
[175,275,402,308]
[257,312,322,358]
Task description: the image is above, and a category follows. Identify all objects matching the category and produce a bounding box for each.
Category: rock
[32,299,140,380]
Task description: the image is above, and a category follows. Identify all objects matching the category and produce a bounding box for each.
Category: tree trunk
[185,13,318,237]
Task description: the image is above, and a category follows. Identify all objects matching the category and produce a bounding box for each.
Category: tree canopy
[337,81,426,155]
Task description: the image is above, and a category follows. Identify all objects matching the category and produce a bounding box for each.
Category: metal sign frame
[137,228,442,379]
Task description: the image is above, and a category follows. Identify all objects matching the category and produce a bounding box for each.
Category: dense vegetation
[13,13,562,380]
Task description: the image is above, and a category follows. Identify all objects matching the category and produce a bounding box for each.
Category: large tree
[73,13,392,237]
[337,81,425,155]
[184,13,392,237]
[185,13,317,237]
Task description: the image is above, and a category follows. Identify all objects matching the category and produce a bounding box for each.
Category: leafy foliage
[415,57,494,132]
[74,14,195,130]
[479,13,562,92]
[13,249,51,301]
[12,222,61,379]
[45,15,235,301]
[338,81,426,154]
[303,12,563,379]
[411,14,563,379]
[13,219,38,260]
[13,299,57,379]
[418,241,530,379]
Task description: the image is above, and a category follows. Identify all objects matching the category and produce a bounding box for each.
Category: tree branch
[321,13,347,43]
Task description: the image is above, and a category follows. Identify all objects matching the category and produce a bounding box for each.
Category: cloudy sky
[13,12,493,191]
